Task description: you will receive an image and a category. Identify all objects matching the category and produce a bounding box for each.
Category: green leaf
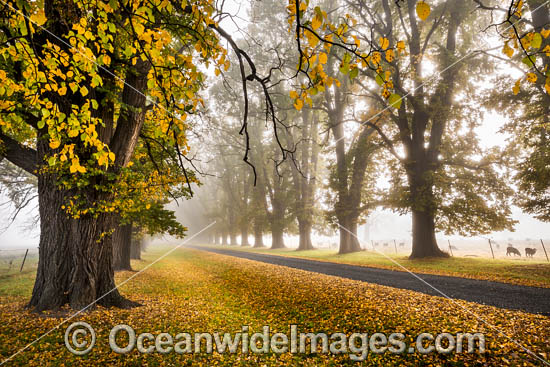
[48,157,56,166]
[522,55,535,68]
[37,120,45,129]
[388,93,402,109]
[375,74,384,86]
[339,64,349,75]
[349,67,359,80]
[531,33,542,49]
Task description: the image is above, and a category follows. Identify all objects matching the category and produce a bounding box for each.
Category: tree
[289,0,516,258]
[0,0,228,310]
[482,0,550,222]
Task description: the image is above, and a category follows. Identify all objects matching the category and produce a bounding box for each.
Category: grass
[200,244,550,288]
[0,247,549,366]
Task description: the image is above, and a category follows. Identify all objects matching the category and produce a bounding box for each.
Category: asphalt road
[189,246,550,316]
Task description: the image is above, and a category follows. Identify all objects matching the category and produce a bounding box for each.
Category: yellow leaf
[416,1,431,21]
[146,204,151,209]
[396,40,406,53]
[380,37,389,50]
[289,90,299,99]
[545,78,550,94]
[311,15,322,31]
[58,86,67,96]
[108,152,115,161]
[502,42,514,58]
[319,52,328,64]
[49,140,60,149]
[31,10,47,26]
[527,72,537,84]
[294,98,304,111]
[513,79,521,95]
[77,165,86,173]
[385,49,395,62]
[542,28,550,38]
[80,86,88,96]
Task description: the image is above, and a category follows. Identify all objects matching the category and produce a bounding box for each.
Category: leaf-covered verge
[201,244,550,289]
[0,248,548,366]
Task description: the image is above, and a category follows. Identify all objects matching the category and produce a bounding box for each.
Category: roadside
[191,245,550,316]
[196,244,550,289]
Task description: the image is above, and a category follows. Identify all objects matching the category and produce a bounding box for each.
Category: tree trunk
[222,232,228,245]
[338,216,362,254]
[29,177,138,311]
[229,231,237,246]
[297,220,314,250]
[241,223,250,246]
[407,168,448,259]
[113,222,132,271]
[271,224,285,249]
[409,208,448,258]
[253,221,264,248]
[130,237,141,260]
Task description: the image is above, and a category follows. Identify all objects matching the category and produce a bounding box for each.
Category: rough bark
[113,222,132,271]
[29,171,137,310]
[130,237,141,260]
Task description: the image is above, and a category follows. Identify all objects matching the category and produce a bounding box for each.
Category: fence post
[448,240,454,257]
[371,240,375,250]
[20,249,29,272]
[541,239,549,263]
[393,239,398,254]
[488,239,495,259]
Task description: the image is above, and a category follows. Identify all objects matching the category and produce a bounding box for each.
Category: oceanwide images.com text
[66,322,486,361]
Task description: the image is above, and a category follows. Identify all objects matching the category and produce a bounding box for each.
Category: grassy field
[199,244,550,288]
[0,247,549,366]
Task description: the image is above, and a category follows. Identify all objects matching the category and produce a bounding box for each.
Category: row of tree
[0,0,548,312]
[197,0,549,259]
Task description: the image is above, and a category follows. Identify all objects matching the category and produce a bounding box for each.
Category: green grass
[0,247,549,366]
[200,244,550,288]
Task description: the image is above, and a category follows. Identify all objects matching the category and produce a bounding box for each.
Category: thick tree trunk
[240,223,250,246]
[29,177,137,311]
[271,224,285,249]
[409,208,448,258]
[222,232,228,245]
[229,232,237,246]
[337,216,362,254]
[407,168,448,259]
[113,222,132,271]
[297,220,314,250]
[253,222,264,248]
[130,237,141,260]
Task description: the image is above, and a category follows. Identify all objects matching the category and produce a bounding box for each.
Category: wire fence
[0,247,39,274]
[362,238,550,261]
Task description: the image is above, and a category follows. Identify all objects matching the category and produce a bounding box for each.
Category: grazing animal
[525,248,537,257]
[399,242,405,247]
[383,242,389,247]
[506,246,521,257]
